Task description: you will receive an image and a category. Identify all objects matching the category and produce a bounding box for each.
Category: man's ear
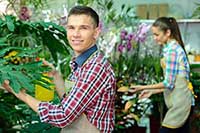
[93,27,101,40]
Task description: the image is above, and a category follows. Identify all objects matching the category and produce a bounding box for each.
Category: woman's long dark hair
[152,17,187,54]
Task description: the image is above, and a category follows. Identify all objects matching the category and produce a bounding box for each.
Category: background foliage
[0,13,71,132]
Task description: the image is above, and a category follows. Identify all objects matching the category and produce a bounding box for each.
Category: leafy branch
[0,15,71,64]
[0,41,52,93]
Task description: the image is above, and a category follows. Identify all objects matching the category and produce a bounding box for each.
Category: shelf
[177,19,200,23]
[190,62,200,65]
[140,19,200,24]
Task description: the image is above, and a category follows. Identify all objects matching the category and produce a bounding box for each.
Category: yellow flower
[4,50,18,58]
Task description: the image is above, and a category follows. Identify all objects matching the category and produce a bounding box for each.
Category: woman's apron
[160,58,192,128]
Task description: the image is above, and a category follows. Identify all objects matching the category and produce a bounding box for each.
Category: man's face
[66,14,100,56]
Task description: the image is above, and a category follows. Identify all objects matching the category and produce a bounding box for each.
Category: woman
[130,17,194,133]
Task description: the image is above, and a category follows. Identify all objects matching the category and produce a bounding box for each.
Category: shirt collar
[163,40,176,53]
[75,45,98,67]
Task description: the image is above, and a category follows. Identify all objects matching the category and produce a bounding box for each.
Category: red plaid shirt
[38,45,116,133]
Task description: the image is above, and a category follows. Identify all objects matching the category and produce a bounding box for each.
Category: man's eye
[80,26,89,30]
[67,26,74,30]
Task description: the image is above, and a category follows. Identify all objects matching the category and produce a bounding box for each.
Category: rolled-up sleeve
[162,49,179,90]
[38,102,70,128]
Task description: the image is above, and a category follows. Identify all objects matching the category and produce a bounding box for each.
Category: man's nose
[73,29,81,37]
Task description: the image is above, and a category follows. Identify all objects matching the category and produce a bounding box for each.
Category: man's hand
[42,59,58,76]
[2,80,40,113]
[2,80,13,93]
[42,60,65,98]
[2,80,27,100]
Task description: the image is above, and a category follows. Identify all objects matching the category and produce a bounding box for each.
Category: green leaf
[0,36,8,43]
[121,4,125,10]
[126,7,131,13]
[9,75,21,93]
[107,1,113,10]
[0,47,13,57]
[0,72,10,83]
[10,71,34,93]
[5,15,15,32]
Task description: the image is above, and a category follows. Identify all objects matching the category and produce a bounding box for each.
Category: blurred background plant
[4,0,47,20]
[192,2,200,18]
[110,24,165,131]
[190,64,200,133]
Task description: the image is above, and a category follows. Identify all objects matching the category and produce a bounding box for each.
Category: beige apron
[160,58,192,128]
[60,80,100,133]
[60,113,100,133]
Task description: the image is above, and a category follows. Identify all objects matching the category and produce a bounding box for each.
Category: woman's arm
[130,82,165,93]
[139,88,164,99]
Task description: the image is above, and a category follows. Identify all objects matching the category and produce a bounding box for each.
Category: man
[3,6,116,133]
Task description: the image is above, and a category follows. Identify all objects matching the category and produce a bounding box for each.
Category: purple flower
[127,41,132,51]
[134,23,150,43]
[127,33,134,41]
[19,6,30,21]
[120,30,128,40]
[118,43,124,53]
[121,29,128,35]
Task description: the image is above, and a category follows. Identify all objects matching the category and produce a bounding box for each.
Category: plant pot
[35,73,55,101]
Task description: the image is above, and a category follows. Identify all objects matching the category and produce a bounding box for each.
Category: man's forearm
[15,91,40,113]
[52,71,66,98]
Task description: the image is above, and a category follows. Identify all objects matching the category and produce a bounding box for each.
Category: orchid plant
[104,23,164,131]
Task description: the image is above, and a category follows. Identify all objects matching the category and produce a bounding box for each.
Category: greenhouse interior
[0,0,200,133]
